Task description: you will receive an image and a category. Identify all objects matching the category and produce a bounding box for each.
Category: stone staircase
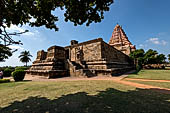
[67,60,96,77]
[67,60,134,77]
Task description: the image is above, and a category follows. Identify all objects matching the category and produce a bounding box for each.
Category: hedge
[12,70,26,82]
[15,66,29,71]
[0,79,10,83]
[3,68,15,77]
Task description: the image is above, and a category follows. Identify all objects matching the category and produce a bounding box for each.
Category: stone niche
[26,46,68,78]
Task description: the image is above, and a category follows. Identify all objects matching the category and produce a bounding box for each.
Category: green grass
[0,80,170,113]
[127,69,170,80]
[127,80,170,89]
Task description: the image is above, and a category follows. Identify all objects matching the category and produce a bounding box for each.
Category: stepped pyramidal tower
[109,24,136,55]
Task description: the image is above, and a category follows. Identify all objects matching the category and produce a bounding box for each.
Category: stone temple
[26,24,136,78]
[109,24,136,55]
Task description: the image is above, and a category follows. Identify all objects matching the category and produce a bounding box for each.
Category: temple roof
[109,24,132,46]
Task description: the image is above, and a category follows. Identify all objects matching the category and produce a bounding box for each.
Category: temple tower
[109,24,136,55]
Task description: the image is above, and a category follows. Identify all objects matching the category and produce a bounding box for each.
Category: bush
[15,66,29,71]
[12,70,26,82]
[3,67,15,77]
[0,79,10,83]
[0,67,6,72]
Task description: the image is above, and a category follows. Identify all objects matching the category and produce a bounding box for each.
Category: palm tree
[18,51,32,66]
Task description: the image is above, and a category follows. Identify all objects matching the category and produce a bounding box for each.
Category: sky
[1,0,170,66]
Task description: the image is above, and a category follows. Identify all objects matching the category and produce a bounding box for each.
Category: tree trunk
[26,62,27,67]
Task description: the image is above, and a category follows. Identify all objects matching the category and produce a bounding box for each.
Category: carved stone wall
[101,42,130,63]
[26,46,68,78]
[46,46,66,62]
[69,39,102,62]
[34,50,47,63]
[27,37,134,78]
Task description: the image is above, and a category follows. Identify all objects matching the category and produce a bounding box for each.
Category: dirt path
[24,70,135,82]
[24,74,128,82]
[114,80,170,94]
[124,78,170,83]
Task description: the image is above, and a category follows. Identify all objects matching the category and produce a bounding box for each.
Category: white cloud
[139,44,144,47]
[6,25,35,36]
[9,45,24,50]
[7,25,25,32]
[148,38,160,44]
[161,40,167,45]
[147,38,167,45]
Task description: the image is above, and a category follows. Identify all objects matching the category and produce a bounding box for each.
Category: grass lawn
[0,80,170,113]
[127,69,170,80]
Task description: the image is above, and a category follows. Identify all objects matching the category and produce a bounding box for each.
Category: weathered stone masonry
[26,24,135,78]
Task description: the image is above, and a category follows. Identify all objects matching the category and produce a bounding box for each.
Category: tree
[0,0,114,32]
[168,54,170,63]
[0,44,12,62]
[129,49,145,68]
[0,0,114,61]
[18,51,33,66]
[156,54,166,64]
[144,49,158,64]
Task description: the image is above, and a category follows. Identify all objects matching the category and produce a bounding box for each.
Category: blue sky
[1,0,170,66]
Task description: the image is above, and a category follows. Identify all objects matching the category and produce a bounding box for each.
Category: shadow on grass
[0,88,170,113]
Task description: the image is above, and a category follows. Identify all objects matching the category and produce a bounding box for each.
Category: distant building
[26,24,135,78]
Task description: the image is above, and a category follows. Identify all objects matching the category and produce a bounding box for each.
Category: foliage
[0,66,14,72]
[0,79,10,83]
[3,67,15,77]
[143,50,166,64]
[168,54,170,63]
[15,66,30,71]
[130,49,145,59]
[0,44,12,62]
[143,49,158,64]
[12,70,26,82]
[130,49,167,70]
[156,54,166,64]
[129,49,145,70]
[0,0,114,60]
[0,0,114,31]
[18,51,33,66]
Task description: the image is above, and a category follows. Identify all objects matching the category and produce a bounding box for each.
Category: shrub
[0,79,10,83]
[12,70,26,82]
[15,66,29,71]
[3,67,15,77]
[0,67,6,72]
